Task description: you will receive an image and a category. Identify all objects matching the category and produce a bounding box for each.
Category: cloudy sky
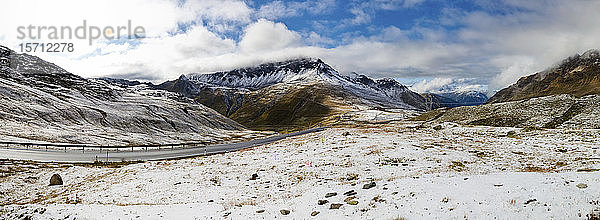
[1,0,600,93]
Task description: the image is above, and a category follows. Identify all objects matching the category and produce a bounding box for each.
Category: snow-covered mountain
[159,58,429,131]
[0,45,248,145]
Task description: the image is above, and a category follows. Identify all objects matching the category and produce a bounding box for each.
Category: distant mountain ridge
[488,49,600,103]
[159,58,431,131]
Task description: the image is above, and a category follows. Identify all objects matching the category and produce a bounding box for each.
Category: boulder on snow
[49,174,63,186]
[330,203,343,209]
[363,182,376,189]
[325,192,337,198]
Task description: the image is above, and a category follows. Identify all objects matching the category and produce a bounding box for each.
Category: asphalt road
[0,127,325,163]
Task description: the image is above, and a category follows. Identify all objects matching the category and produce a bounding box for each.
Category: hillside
[414,94,600,129]
[0,45,253,145]
[488,49,600,103]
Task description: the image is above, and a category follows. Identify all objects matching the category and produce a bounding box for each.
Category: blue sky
[2,0,600,93]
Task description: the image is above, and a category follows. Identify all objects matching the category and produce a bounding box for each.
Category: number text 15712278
[19,43,74,53]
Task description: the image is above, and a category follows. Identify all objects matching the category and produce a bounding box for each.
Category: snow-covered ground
[2,120,600,219]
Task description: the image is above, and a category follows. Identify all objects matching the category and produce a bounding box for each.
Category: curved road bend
[0,127,325,163]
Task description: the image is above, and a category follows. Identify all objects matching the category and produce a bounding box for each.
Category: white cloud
[344,0,427,25]
[256,1,295,20]
[409,78,486,93]
[239,19,302,53]
[256,0,335,20]
[410,78,454,93]
[306,32,335,47]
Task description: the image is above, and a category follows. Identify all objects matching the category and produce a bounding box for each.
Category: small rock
[250,173,259,180]
[318,200,329,205]
[342,131,351,136]
[441,197,449,203]
[325,192,337,198]
[577,183,588,189]
[280,209,290,215]
[493,184,503,187]
[344,196,356,203]
[346,174,359,181]
[208,200,214,203]
[363,182,376,189]
[507,131,517,136]
[344,190,357,196]
[330,203,343,209]
[311,211,320,216]
[49,174,63,186]
[524,199,537,205]
[256,210,265,213]
[347,200,359,205]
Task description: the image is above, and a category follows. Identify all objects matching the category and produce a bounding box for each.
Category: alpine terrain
[414,49,600,129]
[0,45,255,145]
[488,49,600,103]
[159,58,431,131]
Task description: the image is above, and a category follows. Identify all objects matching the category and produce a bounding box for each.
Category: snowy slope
[2,120,599,219]
[0,45,253,145]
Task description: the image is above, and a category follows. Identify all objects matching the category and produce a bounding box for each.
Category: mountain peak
[182,57,340,90]
[179,74,189,81]
[581,49,600,60]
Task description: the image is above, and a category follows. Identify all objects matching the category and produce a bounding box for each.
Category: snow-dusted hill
[415,94,600,129]
[0,45,253,145]
[159,58,428,131]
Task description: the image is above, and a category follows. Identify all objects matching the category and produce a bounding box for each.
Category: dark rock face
[49,174,63,186]
[489,49,600,103]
